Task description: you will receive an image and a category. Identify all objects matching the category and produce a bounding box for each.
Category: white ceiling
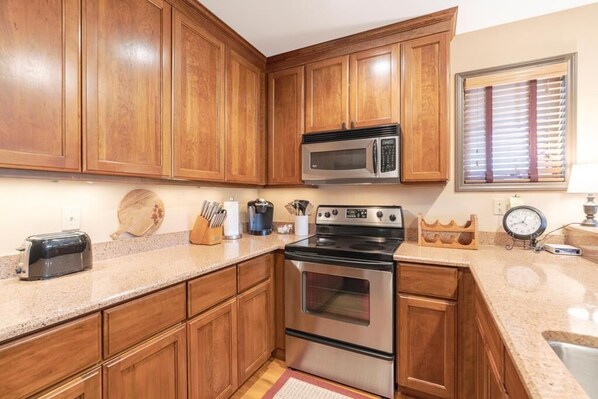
[199,0,597,57]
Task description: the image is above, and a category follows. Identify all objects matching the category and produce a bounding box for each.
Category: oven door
[302,138,377,181]
[285,253,394,353]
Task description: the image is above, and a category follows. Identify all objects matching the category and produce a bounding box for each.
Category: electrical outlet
[62,206,81,231]
[493,199,506,215]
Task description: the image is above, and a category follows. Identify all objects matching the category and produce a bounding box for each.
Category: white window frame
[455,53,577,192]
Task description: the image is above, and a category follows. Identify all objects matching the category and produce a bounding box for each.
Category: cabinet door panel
[34,367,101,399]
[0,0,80,171]
[237,279,273,384]
[188,298,237,399]
[104,324,187,399]
[401,32,449,182]
[84,0,171,177]
[267,66,304,185]
[350,44,399,128]
[226,49,264,184]
[305,56,349,133]
[173,10,225,181]
[398,294,456,399]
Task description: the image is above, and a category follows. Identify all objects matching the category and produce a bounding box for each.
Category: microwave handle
[372,139,377,174]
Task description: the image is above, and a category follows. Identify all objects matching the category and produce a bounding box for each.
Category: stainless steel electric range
[284,205,404,398]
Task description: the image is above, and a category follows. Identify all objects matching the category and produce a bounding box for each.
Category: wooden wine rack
[418,214,479,250]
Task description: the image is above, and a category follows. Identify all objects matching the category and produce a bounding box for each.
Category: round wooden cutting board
[111,189,165,240]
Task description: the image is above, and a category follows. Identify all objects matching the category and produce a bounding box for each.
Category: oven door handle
[285,251,394,271]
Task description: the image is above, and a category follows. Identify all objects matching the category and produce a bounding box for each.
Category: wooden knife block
[190,216,223,246]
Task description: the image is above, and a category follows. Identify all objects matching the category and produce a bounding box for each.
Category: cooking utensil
[285,203,296,215]
[111,189,165,239]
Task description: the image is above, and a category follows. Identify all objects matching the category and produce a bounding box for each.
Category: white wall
[0,178,257,256]
[259,3,598,233]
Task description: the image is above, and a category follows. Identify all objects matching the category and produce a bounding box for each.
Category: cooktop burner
[286,234,402,262]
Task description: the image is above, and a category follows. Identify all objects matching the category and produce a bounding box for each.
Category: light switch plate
[62,206,81,231]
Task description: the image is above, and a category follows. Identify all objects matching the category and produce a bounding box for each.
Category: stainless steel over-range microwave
[301,124,400,184]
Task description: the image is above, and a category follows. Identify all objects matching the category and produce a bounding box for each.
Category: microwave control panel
[380,138,396,173]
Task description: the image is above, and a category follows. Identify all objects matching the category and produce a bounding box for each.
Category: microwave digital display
[346,208,367,218]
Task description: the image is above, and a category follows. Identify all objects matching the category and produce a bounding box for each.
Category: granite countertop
[0,233,303,344]
[395,242,598,399]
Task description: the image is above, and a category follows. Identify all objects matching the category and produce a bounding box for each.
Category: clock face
[503,206,547,240]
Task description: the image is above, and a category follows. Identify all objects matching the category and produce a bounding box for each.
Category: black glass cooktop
[285,234,402,262]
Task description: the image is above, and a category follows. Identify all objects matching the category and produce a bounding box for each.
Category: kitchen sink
[547,340,598,398]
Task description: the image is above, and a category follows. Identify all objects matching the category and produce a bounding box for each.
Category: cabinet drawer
[399,263,458,299]
[475,290,504,380]
[103,283,186,358]
[188,266,237,317]
[0,313,101,399]
[238,253,273,293]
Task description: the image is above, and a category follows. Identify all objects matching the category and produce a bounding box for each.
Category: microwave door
[302,138,376,180]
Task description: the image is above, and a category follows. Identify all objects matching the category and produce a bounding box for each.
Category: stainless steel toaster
[16,232,93,280]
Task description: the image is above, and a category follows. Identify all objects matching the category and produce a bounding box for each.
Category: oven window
[310,149,366,170]
[302,271,370,325]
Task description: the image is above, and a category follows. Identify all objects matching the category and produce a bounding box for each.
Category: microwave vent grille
[302,124,400,144]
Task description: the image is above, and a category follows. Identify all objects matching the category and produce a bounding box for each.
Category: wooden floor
[232,358,405,398]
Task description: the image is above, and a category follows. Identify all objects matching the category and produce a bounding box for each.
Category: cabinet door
[349,44,399,128]
[305,56,349,133]
[267,66,304,185]
[398,294,456,399]
[0,0,80,171]
[225,49,265,184]
[475,312,507,399]
[84,0,172,177]
[401,32,449,182]
[188,298,237,399]
[34,367,101,399]
[104,324,187,399]
[237,278,274,384]
[173,10,225,181]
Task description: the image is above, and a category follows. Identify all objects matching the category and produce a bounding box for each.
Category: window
[455,54,576,191]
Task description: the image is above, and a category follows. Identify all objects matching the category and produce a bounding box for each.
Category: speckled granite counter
[395,242,598,399]
[0,233,303,344]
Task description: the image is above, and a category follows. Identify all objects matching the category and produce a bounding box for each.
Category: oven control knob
[376,211,383,219]
[332,209,338,216]
[389,214,397,222]
[324,211,331,218]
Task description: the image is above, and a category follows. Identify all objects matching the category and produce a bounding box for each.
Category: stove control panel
[316,205,403,228]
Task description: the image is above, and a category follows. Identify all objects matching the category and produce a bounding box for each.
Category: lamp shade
[567,163,598,193]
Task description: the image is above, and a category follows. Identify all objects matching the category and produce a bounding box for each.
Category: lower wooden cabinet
[237,278,274,384]
[188,298,238,399]
[34,367,101,399]
[398,294,456,399]
[103,324,187,399]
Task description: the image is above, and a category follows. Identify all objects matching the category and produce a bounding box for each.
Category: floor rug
[263,369,375,399]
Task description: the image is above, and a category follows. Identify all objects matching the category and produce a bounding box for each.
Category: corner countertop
[395,242,598,399]
[0,233,304,344]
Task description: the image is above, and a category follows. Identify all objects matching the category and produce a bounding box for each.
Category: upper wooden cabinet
[83,0,172,177]
[0,0,81,171]
[172,10,225,181]
[305,56,349,133]
[349,44,400,128]
[226,49,265,184]
[267,66,305,185]
[401,32,449,182]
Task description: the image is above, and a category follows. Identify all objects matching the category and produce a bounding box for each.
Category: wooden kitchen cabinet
[0,0,81,172]
[349,44,400,128]
[305,56,349,133]
[33,367,101,399]
[398,294,456,399]
[226,49,265,184]
[401,32,449,182]
[267,66,305,185]
[103,324,187,399]
[83,0,172,177]
[173,9,225,181]
[188,298,238,399]
[237,278,274,384]
[0,313,101,399]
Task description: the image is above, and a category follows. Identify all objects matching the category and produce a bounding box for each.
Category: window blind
[462,68,567,184]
